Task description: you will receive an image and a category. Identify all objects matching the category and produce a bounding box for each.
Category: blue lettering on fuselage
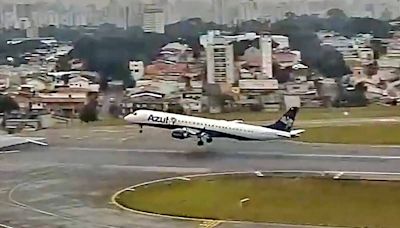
[148,114,177,125]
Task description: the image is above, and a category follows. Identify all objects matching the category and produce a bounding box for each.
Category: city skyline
[1,0,400,35]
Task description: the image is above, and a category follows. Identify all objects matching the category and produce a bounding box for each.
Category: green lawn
[64,105,400,128]
[301,123,400,145]
[197,105,400,122]
[116,176,400,228]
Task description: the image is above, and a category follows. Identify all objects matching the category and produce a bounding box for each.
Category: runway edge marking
[111,170,370,228]
[0,224,14,228]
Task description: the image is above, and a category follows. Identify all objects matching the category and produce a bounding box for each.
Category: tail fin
[264,107,299,132]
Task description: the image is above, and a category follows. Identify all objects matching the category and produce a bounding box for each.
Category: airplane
[124,107,305,146]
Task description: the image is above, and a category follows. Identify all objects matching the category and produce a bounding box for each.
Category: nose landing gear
[139,125,143,133]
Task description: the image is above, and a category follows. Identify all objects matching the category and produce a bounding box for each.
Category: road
[0,127,400,228]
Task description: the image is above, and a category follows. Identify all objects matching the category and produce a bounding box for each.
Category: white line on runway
[60,147,187,153]
[0,224,14,228]
[0,150,20,154]
[236,151,400,160]
[102,165,210,173]
[54,162,210,173]
[59,147,400,160]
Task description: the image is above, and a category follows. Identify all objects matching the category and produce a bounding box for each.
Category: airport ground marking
[61,147,400,160]
[0,150,20,154]
[7,180,118,228]
[199,220,222,228]
[111,170,400,227]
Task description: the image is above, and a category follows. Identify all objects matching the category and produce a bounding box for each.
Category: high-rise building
[127,0,144,27]
[86,4,98,26]
[238,0,258,22]
[26,25,39,38]
[212,0,227,24]
[206,37,235,84]
[13,3,33,29]
[14,3,32,19]
[105,0,124,27]
[47,10,60,27]
[142,3,165,34]
[260,35,273,79]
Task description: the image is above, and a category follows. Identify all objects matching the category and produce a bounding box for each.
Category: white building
[212,0,227,24]
[206,38,235,84]
[68,76,90,89]
[47,11,60,27]
[0,75,10,91]
[105,0,124,27]
[129,61,145,81]
[16,17,31,30]
[319,32,358,60]
[26,26,39,38]
[260,35,273,79]
[142,4,165,34]
[272,35,289,49]
[238,0,258,22]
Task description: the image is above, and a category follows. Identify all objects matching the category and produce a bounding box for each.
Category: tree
[79,101,98,123]
[285,12,296,20]
[327,8,347,19]
[79,92,99,123]
[318,45,351,78]
[108,103,121,118]
[0,95,19,113]
[56,55,71,71]
[167,104,184,114]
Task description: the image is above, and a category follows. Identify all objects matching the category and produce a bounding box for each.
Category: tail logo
[280,116,294,130]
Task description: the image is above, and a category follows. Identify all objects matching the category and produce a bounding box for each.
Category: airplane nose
[124,114,133,122]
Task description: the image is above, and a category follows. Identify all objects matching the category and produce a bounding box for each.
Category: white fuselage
[124,110,290,141]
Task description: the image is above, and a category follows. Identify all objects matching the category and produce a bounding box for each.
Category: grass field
[197,105,400,122]
[301,123,400,145]
[116,176,400,228]
[72,105,400,128]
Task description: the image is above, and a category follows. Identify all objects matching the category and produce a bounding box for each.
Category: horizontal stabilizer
[290,129,305,138]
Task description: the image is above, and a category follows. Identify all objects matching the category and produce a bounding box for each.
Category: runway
[1,127,400,228]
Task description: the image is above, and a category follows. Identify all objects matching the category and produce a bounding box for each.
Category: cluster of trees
[0,95,19,113]
[0,95,19,128]
[271,9,391,78]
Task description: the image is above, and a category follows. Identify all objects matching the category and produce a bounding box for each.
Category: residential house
[159,42,195,63]
[237,79,280,111]
[318,32,358,60]
[0,74,10,91]
[284,78,319,108]
[121,88,182,115]
[24,76,55,92]
[68,76,90,89]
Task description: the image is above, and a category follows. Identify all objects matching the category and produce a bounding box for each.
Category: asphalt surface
[1,127,400,228]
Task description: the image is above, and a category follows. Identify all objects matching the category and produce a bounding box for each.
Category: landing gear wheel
[206,138,213,143]
[197,140,204,146]
[139,125,143,133]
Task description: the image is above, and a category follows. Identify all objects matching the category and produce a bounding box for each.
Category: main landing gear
[197,137,213,146]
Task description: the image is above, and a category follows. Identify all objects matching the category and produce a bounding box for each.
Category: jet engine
[171,129,190,139]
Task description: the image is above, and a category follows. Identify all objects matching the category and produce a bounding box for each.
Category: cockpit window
[133,112,138,116]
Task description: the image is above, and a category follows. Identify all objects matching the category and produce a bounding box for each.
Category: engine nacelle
[171,129,190,140]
